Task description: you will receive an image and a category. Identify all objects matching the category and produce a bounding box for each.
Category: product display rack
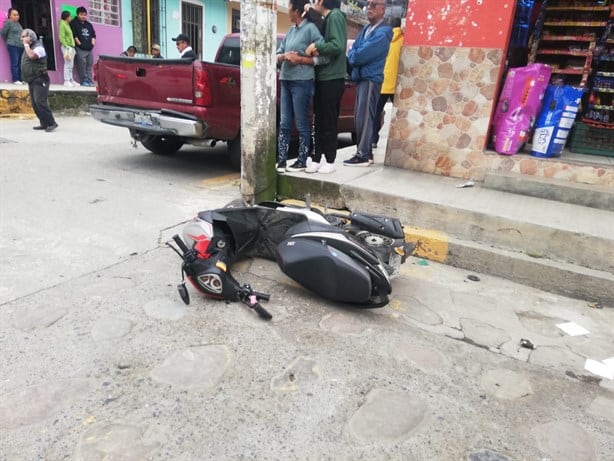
[583,16,614,127]
[529,1,611,88]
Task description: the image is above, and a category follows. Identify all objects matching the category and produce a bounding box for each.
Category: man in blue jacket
[344,1,391,167]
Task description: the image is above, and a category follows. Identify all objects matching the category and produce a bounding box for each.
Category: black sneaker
[285,161,306,172]
[343,155,370,167]
[276,160,287,173]
[45,123,58,132]
[33,125,46,130]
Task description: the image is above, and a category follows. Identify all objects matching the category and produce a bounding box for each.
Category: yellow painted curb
[404,226,448,263]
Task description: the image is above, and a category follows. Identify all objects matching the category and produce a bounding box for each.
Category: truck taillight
[194,66,212,106]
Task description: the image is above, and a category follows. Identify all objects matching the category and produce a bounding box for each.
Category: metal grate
[181,2,202,59]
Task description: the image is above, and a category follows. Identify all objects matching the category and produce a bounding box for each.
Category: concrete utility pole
[240,0,278,204]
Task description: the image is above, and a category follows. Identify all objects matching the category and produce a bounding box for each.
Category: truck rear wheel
[228,135,241,171]
[141,135,184,156]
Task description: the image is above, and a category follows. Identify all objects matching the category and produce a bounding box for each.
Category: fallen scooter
[167,201,413,320]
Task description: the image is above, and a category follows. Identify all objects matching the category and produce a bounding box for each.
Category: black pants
[312,78,345,163]
[28,74,56,128]
[372,93,394,145]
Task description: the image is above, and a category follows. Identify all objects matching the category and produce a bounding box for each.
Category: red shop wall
[405,0,516,49]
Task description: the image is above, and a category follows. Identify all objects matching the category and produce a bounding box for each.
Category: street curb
[278,176,614,307]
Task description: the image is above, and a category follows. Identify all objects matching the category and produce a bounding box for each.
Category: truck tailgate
[96,56,197,111]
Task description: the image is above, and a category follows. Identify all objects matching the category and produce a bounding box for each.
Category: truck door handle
[136,68,146,77]
[220,77,236,87]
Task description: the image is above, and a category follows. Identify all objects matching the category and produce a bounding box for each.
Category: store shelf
[546,6,611,12]
[589,104,614,110]
[543,21,608,27]
[550,68,588,74]
[541,35,596,41]
[593,87,614,93]
[537,49,592,56]
[597,71,614,77]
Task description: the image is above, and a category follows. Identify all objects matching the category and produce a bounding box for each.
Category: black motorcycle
[168,201,413,320]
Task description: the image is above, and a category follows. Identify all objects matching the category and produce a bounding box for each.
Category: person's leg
[62,46,72,83]
[28,81,44,126]
[353,81,368,157]
[277,80,293,166]
[85,50,94,82]
[75,48,86,82]
[372,93,389,146]
[7,45,22,81]
[355,81,381,160]
[31,76,56,128]
[320,78,344,164]
[292,79,314,166]
[312,80,325,164]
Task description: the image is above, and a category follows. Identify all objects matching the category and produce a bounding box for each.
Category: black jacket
[70,19,96,51]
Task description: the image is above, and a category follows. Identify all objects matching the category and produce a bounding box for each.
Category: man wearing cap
[172,34,196,59]
[151,43,163,59]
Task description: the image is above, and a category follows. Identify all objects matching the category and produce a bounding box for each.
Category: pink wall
[0,0,123,84]
[405,0,516,49]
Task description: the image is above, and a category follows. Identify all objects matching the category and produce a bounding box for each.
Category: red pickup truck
[90,34,356,170]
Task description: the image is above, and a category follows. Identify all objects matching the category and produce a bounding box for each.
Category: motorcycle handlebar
[253,303,272,320]
[172,234,190,254]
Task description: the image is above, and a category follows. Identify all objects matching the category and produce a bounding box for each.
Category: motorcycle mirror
[177,283,190,305]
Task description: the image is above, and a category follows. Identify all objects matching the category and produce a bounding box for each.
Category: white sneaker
[305,161,320,173]
[13,80,23,85]
[64,81,73,86]
[317,162,335,174]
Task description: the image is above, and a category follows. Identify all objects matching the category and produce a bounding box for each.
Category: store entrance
[494,0,613,158]
[12,0,56,71]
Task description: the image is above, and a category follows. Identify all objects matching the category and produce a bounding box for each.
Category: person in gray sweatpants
[70,6,96,86]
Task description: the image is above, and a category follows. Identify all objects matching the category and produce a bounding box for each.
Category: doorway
[181,1,203,59]
[12,0,56,70]
[132,0,160,55]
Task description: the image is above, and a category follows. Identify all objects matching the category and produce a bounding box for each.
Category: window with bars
[88,0,120,26]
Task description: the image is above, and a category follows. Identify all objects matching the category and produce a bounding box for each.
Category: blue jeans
[7,44,23,82]
[354,80,381,160]
[278,79,314,165]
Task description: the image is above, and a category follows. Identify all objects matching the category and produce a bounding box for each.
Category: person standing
[20,28,58,132]
[172,34,197,59]
[58,11,76,86]
[303,0,347,174]
[276,0,326,173]
[1,8,24,84]
[71,6,96,86]
[343,1,391,167]
[151,43,163,59]
[372,17,403,148]
[120,45,137,57]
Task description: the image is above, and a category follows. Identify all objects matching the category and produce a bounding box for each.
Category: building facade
[386,0,613,187]
[0,0,123,84]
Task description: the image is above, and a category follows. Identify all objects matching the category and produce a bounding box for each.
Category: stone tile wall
[385,45,614,188]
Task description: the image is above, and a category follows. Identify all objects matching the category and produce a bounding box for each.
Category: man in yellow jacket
[372,17,403,148]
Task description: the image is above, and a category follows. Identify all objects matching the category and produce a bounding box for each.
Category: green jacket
[315,8,347,81]
[59,20,75,47]
[0,19,24,48]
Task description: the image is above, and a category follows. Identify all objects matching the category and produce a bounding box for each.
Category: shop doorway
[132,0,160,55]
[12,0,56,71]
